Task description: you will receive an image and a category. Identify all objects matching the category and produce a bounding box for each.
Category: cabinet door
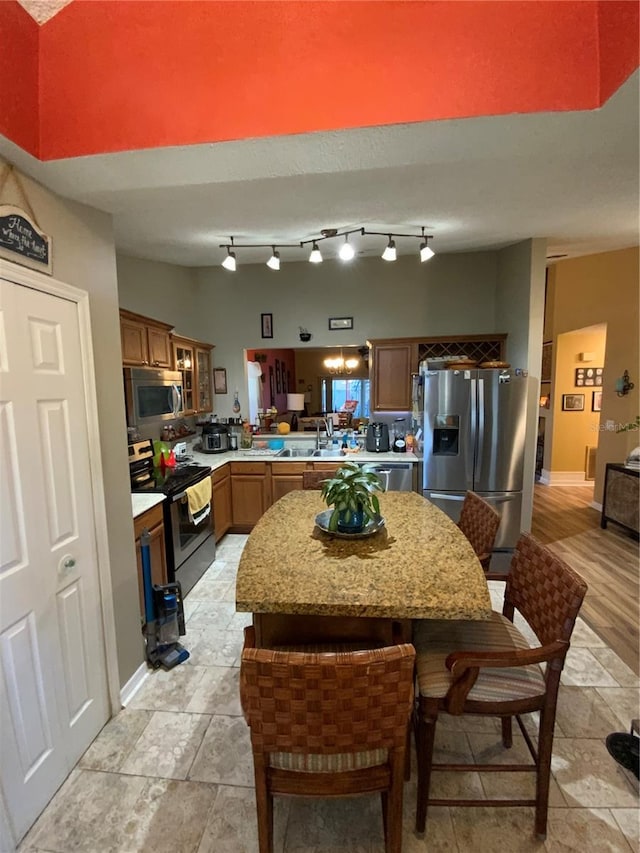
[121,317,149,365]
[372,343,412,411]
[135,521,168,618]
[147,327,172,368]
[231,475,269,526]
[272,474,304,501]
[212,472,232,541]
[173,340,196,414]
[196,347,213,413]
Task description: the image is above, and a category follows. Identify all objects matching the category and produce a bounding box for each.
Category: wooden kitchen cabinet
[133,502,168,618]
[230,462,270,530]
[271,462,307,501]
[172,335,214,416]
[120,309,173,368]
[368,339,416,412]
[212,465,232,541]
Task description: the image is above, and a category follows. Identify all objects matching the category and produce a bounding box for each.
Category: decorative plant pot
[337,506,365,533]
[299,332,311,342]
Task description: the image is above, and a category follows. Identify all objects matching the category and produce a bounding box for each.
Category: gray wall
[3,160,144,689]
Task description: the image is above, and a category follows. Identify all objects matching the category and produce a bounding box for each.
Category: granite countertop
[236,491,491,621]
[131,493,165,519]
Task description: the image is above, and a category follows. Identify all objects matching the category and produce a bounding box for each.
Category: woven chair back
[302,471,329,490]
[507,532,588,648]
[241,643,415,754]
[458,491,501,559]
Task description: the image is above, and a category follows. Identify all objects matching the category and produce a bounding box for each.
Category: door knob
[58,554,76,579]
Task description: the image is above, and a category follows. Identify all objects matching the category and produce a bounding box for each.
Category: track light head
[381,237,396,262]
[222,248,236,271]
[339,236,355,261]
[266,248,280,270]
[309,241,323,264]
[419,240,435,262]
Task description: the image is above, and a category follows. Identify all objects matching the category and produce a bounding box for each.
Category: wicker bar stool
[302,470,330,490]
[240,627,415,853]
[412,532,587,839]
[457,490,502,579]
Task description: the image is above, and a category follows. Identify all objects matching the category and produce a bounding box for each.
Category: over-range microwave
[124,367,184,427]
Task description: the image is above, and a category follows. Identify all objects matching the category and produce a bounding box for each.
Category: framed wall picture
[282,368,288,394]
[261,313,273,338]
[269,366,275,406]
[575,367,603,387]
[275,359,282,393]
[328,316,353,330]
[592,390,602,412]
[562,393,585,411]
[213,368,227,394]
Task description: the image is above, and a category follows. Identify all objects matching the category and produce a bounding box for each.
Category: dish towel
[185,477,212,523]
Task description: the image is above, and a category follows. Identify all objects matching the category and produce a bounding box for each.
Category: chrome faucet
[316,417,334,449]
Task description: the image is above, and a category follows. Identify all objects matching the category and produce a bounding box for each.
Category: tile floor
[20,535,639,852]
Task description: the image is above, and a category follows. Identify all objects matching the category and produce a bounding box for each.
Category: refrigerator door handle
[428,492,466,502]
[476,378,485,480]
[469,379,477,485]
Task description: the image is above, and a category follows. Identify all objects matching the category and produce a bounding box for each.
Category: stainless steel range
[129,439,215,596]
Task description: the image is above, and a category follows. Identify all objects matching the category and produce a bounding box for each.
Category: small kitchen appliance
[365,422,390,452]
[123,367,184,428]
[201,423,230,453]
[392,417,407,453]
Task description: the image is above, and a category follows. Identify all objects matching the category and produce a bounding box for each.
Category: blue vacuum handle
[140,529,155,625]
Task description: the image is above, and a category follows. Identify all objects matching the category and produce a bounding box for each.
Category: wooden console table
[601,463,639,539]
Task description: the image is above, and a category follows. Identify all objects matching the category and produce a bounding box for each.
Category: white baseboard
[590,500,603,512]
[119,661,150,707]
[541,470,592,486]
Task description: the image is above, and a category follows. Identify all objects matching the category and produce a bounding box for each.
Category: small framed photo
[562,393,585,411]
[575,366,603,387]
[328,316,353,331]
[261,313,273,339]
[592,390,602,412]
[213,368,227,394]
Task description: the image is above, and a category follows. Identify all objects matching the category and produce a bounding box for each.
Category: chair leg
[253,756,274,853]
[534,706,555,839]
[501,716,513,748]
[404,718,412,781]
[386,752,405,853]
[415,698,438,834]
[380,790,388,842]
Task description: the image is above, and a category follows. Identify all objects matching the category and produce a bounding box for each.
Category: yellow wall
[546,247,639,502]
[551,327,606,473]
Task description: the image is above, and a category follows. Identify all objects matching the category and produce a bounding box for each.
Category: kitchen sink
[312,449,347,457]
[277,448,315,457]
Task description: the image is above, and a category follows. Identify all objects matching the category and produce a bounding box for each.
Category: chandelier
[324,353,359,375]
[219,227,435,271]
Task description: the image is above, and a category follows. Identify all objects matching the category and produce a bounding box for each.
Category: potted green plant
[320,461,385,533]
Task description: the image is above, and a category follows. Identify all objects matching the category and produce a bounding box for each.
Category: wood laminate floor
[531,482,639,674]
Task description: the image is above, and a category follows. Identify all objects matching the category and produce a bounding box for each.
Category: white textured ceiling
[1,72,638,267]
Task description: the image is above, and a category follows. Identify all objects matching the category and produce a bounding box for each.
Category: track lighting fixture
[219,227,434,269]
[338,235,355,261]
[381,236,397,262]
[419,226,435,262]
[309,241,323,264]
[266,247,280,270]
[222,241,236,271]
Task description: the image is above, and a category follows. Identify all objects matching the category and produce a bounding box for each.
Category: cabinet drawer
[134,502,164,538]
[212,464,230,485]
[230,462,267,475]
[272,462,308,475]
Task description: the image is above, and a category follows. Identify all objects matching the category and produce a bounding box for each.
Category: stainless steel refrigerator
[419,368,528,551]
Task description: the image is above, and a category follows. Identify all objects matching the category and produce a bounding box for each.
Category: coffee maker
[365,422,390,452]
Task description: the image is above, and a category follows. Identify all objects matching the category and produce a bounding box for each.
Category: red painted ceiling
[1,1,638,161]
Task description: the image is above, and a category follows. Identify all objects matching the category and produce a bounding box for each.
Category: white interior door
[0,277,110,842]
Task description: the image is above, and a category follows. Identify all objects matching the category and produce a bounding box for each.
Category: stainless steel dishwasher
[366,462,416,492]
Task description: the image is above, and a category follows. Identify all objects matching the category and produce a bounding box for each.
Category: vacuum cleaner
[140,529,189,669]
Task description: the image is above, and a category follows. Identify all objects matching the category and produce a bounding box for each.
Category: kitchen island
[236,490,491,646]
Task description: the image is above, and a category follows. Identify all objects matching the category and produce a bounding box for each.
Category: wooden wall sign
[0,205,52,274]
[0,167,52,274]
